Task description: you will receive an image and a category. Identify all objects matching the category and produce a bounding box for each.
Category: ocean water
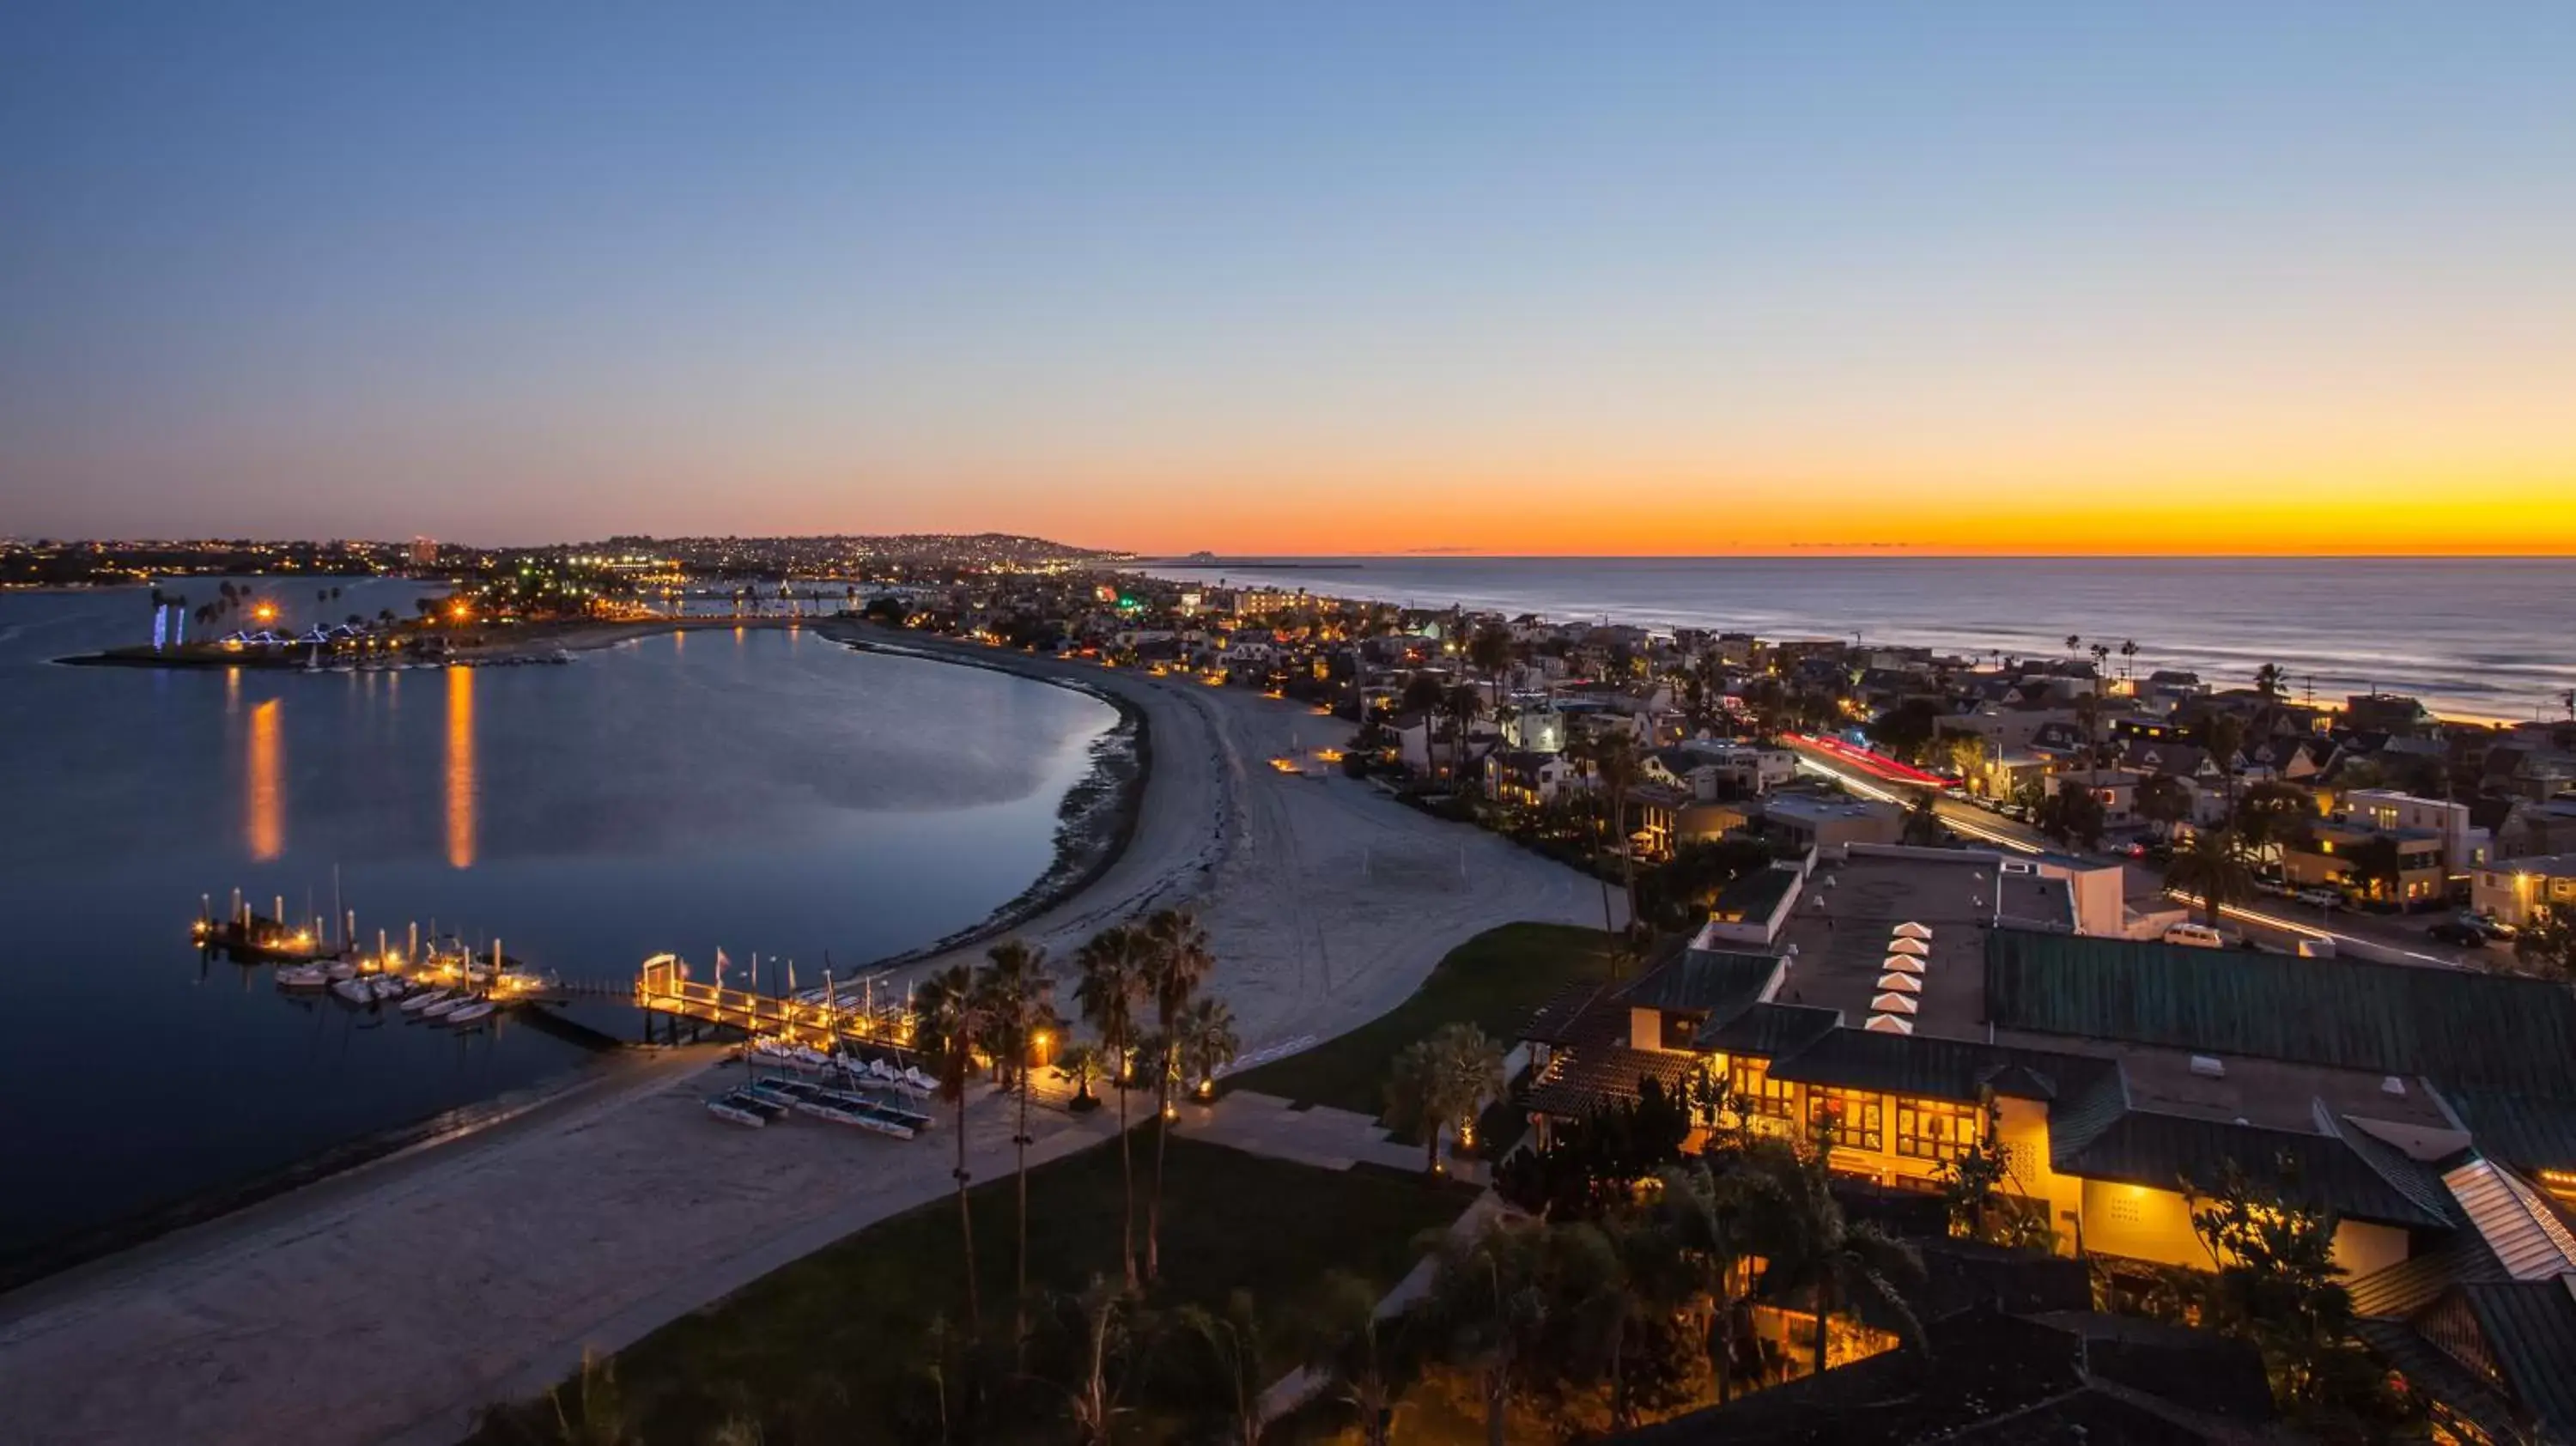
[1148,557,2575,722]
[0,580,1113,1266]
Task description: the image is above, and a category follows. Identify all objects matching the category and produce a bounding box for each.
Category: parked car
[2427,920,2490,947]
[2458,911,2518,942]
[2163,922,2227,950]
[2294,887,2343,910]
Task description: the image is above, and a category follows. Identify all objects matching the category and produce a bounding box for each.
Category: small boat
[706,1094,768,1127]
[276,964,331,990]
[399,987,453,1014]
[368,975,407,1000]
[420,993,474,1018]
[444,1000,497,1027]
[327,960,358,981]
[331,978,376,1005]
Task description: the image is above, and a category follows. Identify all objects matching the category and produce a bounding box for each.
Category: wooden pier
[633,954,915,1052]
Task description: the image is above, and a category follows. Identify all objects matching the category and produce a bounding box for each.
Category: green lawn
[465,1136,1475,1446]
[1224,922,1617,1116]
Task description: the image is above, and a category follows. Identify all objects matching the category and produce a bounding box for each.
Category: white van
[2162,923,2227,950]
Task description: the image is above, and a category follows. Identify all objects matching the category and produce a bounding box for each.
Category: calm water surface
[1151,556,2576,721]
[0,581,1112,1263]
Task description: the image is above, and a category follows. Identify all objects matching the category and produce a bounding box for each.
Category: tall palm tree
[1740,1139,1924,1381]
[1595,731,1641,945]
[2202,712,2246,816]
[1140,908,1213,1280]
[1384,1039,1449,1176]
[1072,924,1148,1286]
[1435,1023,1507,1158]
[1657,1159,1753,1405]
[1176,1290,1268,1446]
[975,939,1057,1353]
[914,963,990,1329]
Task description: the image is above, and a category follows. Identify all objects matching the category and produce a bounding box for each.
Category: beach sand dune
[0,633,1607,1446]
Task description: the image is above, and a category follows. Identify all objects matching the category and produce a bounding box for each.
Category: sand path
[0,630,1605,1446]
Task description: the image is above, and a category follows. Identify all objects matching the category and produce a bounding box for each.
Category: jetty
[631,954,915,1053]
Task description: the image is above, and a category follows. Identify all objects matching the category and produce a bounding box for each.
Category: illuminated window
[1807,1087,1884,1151]
[1729,1056,1796,1120]
[1896,1098,1983,1162]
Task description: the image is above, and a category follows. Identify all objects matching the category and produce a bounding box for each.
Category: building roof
[2443,1158,2576,1281]
[1696,1000,1840,1056]
[2458,1279,2576,1437]
[1618,947,1779,1018]
[1522,1043,1700,1120]
[1983,930,2576,1099]
[2047,1109,2454,1230]
[2445,1088,2576,1176]
[1762,1030,2113,1107]
[1708,866,1800,924]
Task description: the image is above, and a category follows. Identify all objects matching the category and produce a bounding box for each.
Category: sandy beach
[0,623,1609,1446]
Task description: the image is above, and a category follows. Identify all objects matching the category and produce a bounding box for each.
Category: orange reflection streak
[446,665,477,870]
[225,665,240,715]
[246,698,283,860]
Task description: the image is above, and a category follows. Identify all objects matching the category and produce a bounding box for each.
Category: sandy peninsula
[0,621,1613,1446]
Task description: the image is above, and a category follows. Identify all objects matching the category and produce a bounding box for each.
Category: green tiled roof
[1984,930,2576,1098]
[2445,1090,2576,1176]
[1619,947,1780,1018]
[1762,1030,2113,1106]
[2050,1110,2452,1229]
[2460,1281,2576,1437]
[1696,1001,1839,1055]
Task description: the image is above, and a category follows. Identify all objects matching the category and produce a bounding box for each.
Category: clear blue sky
[5,3,2573,551]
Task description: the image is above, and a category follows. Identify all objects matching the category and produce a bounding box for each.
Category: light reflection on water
[247,698,284,861]
[446,665,475,870]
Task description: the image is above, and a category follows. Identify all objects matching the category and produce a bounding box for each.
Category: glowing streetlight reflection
[446,665,477,869]
[246,698,284,860]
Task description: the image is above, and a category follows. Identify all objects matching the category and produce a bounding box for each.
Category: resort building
[1517,846,2576,1437]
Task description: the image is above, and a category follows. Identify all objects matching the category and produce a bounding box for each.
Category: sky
[4,3,2573,554]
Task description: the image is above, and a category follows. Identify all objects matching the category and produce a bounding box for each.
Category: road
[1778,737,2500,971]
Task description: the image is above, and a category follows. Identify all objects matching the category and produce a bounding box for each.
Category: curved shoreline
[825,624,1157,974]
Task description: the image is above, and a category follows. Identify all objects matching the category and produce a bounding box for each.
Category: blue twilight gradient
[3,3,2573,544]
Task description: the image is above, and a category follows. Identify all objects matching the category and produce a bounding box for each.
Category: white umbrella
[1888,937,1931,957]
[1864,1013,1915,1035]
[1870,993,1920,1015]
[1875,973,1923,993]
[1882,955,1927,975]
[1894,921,1934,940]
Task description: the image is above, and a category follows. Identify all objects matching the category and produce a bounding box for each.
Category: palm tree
[1435,1023,1507,1157]
[2254,662,2287,698]
[1176,1290,1268,1446]
[1175,996,1241,1100]
[1298,1272,1400,1446]
[1384,1039,1449,1176]
[1657,1160,1753,1405]
[1740,1138,1924,1381]
[1595,731,1641,945]
[914,963,990,1329]
[1140,908,1213,1280]
[1073,924,1149,1286]
[2120,638,2141,684]
[1048,1275,1137,1446]
[975,939,1057,1353]
[1422,1218,1552,1446]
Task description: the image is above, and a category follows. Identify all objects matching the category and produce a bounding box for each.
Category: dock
[633,954,915,1052]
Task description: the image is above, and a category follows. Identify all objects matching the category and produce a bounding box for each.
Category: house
[2282,819,2451,908]
[1486,749,1575,807]
[2470,853,2576,927]
[2347,787,2492,874]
